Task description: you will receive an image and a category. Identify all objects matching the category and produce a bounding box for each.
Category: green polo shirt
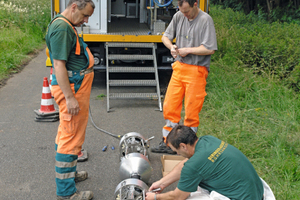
[45,14,87,71]
[178,135,263,200]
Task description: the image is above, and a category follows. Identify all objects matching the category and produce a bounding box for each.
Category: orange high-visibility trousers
[52,72,94,155]
[162,61,208,137]
[52,45,94,156]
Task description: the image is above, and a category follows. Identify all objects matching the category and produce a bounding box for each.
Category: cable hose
[153,0,173,7]
[89,106,123,139]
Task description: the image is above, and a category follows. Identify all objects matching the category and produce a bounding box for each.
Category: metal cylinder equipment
[115,132,155,200]
[119,153,153,184]
[119,132,154,159]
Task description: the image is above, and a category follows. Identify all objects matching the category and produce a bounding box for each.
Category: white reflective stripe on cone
[42,86,51,94]
[41,99,54,105]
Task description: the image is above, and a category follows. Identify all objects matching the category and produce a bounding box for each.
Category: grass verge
[198,60,300,199]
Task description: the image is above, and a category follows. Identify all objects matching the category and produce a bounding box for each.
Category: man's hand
[66,96,80,115]
[149,180,165,193]
[177,48,189,57]
[171,46,192,58]
[53,59,80,116]
[145,192,156,200]
[170,45,179,58]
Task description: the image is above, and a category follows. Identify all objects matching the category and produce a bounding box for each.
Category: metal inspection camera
[119,132,154,159]
[115,132,155,200]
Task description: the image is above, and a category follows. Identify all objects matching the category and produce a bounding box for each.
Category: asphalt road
[0,49,179,200]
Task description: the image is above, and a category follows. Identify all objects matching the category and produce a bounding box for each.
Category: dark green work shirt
[178,135,264,200]
[45,14,87,71]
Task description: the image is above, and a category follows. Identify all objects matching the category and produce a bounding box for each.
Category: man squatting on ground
[151,0,218,154]
[45,0,95,199]
[146,125,265,200]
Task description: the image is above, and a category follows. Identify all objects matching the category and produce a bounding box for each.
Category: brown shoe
[57,190,93,200]
[75,171,88,183]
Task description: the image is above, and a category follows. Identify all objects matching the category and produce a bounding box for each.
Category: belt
[67,67,94,77]
[53,67,94,78]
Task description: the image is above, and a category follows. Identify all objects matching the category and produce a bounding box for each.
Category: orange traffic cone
[34,77,59,122]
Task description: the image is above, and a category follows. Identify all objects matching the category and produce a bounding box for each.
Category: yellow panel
[82,34,165,43]
[199,0,206,12]
[54,0,60,13]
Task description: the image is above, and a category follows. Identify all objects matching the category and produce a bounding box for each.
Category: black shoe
[151,140,177,154]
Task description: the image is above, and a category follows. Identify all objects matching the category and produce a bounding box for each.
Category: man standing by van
[151,0,218,154]
[46,0,95,199]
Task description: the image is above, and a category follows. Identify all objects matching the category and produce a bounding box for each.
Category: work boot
[75,171,88,183]
[57,190,93,200]
[151,139,177,154]
[78,149,88,162]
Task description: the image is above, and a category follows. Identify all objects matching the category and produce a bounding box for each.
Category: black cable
[89,106,123,139]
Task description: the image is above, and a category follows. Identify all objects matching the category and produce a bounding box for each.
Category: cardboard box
[161,155,185,177]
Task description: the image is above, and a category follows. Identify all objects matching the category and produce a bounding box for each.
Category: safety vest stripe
[41,99,54,105]
[56,172,76,180]
[55,160,77,168]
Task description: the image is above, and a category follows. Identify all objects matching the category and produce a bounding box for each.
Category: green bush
[211,0,300,24]
[288,64,300,90]
[211,5,300,92]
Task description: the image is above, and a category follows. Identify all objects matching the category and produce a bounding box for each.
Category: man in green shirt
[46,0,95,199]
[146,125,264,200]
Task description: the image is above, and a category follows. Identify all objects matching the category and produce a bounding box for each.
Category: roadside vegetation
[0,1,299,199]
[0,0,50,82]
[197,6,300,199]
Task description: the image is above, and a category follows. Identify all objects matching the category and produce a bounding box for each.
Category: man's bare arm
[161,36,179,59]
[158,188,190,200]
[178,45,215,57]
[146,159,189,200]
[53,59,80,115]
[146,187,190,200]
[161,35,174,50]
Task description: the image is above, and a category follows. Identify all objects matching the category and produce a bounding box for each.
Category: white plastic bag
[260,178,276,200]
[186,178,275,200]
[186,187,229,200]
